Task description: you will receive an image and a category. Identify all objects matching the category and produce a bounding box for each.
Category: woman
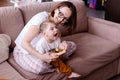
[13,1,79,78]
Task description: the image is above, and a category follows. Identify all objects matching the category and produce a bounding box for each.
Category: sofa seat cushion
[62,33,120,76]
[8,53,67,80]
[0,61,26,80]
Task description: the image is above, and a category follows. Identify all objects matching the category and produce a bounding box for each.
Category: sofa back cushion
[0,7,24,47]
[19,0,88,36]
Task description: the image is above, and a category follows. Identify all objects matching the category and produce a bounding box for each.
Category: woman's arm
[21,25,57,63]
[21,25,41,57]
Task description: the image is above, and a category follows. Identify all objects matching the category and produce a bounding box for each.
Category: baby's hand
[56,49,66,56]
[49,48,66,56]
[54,48,66,56]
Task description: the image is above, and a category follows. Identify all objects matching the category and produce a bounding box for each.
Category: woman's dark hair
[51,1,77,33]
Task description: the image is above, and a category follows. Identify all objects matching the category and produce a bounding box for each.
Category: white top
[15,11,48,54]
[35,33,61,54]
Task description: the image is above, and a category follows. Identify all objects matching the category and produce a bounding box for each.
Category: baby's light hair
[39,20,61,38]
[39,20,55,32]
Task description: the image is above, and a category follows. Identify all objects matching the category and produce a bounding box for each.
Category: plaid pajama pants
[13,41,76,74]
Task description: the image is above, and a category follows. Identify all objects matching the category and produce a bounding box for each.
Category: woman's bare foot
[68,72,81,78]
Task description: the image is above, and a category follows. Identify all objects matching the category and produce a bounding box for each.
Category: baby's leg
[51,58,72,76]
[68,72,81,78]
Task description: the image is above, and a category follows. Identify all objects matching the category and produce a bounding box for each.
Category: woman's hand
[40,52,59,63]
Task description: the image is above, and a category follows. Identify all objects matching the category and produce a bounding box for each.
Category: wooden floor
[0,0,13,7]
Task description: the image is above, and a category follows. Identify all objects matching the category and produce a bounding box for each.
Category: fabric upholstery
[118,58,120,74]
[0,61,26,80]
[0,6,24,48]
[62,33,119,76]
[81,59,118,80]
[0,34,11,63]
[88,16,120,44]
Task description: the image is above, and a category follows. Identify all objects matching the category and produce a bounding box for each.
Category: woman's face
[53,6,72,24]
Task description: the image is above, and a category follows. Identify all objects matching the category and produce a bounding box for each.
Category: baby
[35,20,80,78]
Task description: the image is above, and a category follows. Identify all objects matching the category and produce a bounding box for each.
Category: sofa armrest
[88,16,120,44]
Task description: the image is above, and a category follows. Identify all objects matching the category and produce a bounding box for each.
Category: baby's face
[44,23,59,42]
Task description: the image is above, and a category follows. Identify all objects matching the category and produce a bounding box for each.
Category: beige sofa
[0,0,120,80]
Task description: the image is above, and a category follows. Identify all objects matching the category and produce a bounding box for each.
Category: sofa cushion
[0,6,24,48]
[62,33,120,76]
[0,34,11,63]
[8,33,119,79]
[18,0,88,36]
[0,61,26,80]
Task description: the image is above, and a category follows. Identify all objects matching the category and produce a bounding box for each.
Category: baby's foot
[68,72,81,78]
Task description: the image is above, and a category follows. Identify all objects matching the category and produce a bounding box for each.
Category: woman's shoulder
[34,11,48,17]
[28,11,49,26]
[32,11,49,21]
